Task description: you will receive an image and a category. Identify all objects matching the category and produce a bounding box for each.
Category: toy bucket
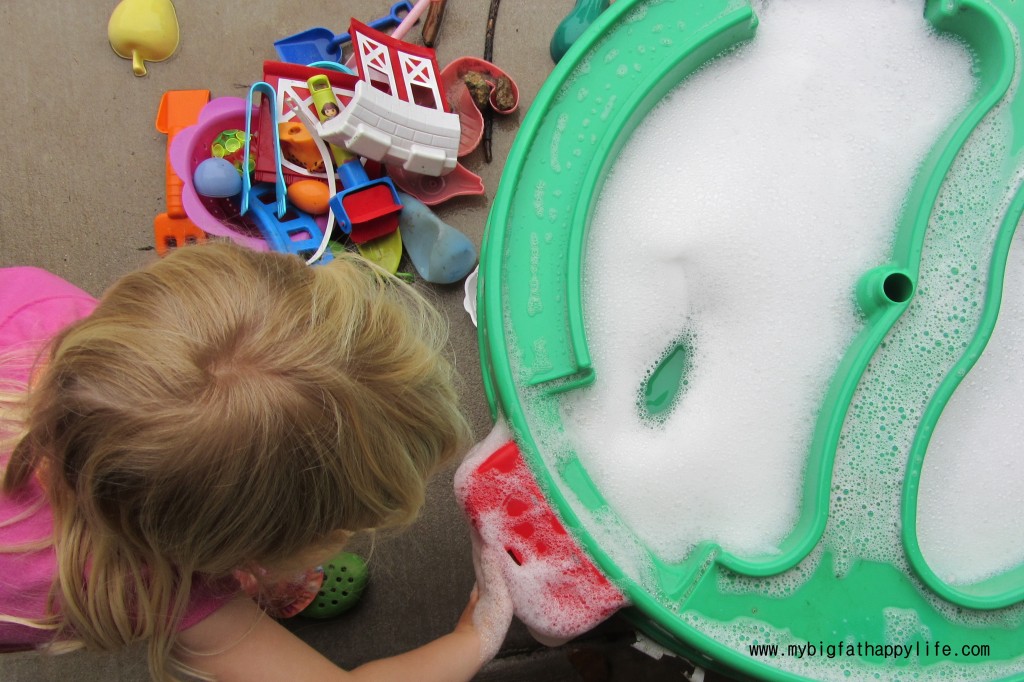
[477,0,1024,679]
[169,97,269,251]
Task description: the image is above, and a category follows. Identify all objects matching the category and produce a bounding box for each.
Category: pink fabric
[0,267,98,385]
[0,267,234,648]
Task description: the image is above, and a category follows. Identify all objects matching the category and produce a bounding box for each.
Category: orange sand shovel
[154,90,211,256]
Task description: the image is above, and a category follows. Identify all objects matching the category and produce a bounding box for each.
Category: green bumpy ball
[300,552,369,619]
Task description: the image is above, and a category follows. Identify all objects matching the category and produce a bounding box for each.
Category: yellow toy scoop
[108,0,180,76]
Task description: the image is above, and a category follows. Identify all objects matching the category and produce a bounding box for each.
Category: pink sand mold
[440,57,520,117]
[387,163,484,206]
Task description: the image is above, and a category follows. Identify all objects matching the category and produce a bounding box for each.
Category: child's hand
[461,533,514,664]
[454,585,481,634]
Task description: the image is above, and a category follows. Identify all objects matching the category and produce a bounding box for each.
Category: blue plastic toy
[274,1,412,64]
[305,61,357,76]
[193,157,242,198]
[241,81,288,219]
[396,192,477,284]
[245,183,333,264]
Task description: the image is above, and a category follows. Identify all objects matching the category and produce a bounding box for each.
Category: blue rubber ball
[194,157,243,198]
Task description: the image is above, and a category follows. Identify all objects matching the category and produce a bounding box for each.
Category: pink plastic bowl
[169,97,268,251]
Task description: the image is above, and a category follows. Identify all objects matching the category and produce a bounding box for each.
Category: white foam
[552,0,975,563]
[824,108,1023,585]
[915,229,1024,585]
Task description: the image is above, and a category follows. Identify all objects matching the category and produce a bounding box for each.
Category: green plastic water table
[477,0,1024,679]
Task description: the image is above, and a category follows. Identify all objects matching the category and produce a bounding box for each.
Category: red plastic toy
[254,61,360,185]
[457,440,628,645]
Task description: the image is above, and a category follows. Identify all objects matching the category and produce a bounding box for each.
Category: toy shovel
[154,90,210,255]
[274,0,412,64]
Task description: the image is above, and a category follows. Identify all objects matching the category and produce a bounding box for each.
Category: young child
[0,242,512,681]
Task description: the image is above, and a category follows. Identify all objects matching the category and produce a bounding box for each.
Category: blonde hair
[1,243,472,680]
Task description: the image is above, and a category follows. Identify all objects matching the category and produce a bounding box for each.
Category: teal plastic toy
[396,192,477,284]
[241,81,287,219]
[300,552,369,619]
[480,0,1024,679]
[550,0,611,63]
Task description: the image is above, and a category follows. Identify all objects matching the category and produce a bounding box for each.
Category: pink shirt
[0,267,233,649]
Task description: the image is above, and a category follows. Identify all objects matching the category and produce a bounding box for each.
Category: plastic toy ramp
[474,0,1024,680]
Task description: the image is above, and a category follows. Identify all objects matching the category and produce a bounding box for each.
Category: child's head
[4,242,471,673]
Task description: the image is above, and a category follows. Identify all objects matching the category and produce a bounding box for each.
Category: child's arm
[346,587,488,681]
[177,586,506,682]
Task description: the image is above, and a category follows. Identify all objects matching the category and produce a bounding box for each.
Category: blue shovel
[275,1,412,64]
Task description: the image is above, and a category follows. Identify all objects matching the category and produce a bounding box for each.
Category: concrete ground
[0,1,731,680]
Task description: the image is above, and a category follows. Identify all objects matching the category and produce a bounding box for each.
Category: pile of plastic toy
[151,0,518,285]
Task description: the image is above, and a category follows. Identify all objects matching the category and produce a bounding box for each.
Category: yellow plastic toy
[307,75,355,166]
[108,0,180,77]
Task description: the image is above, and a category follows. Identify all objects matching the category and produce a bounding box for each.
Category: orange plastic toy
[278,121,328,174]
[155,90,211,255]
